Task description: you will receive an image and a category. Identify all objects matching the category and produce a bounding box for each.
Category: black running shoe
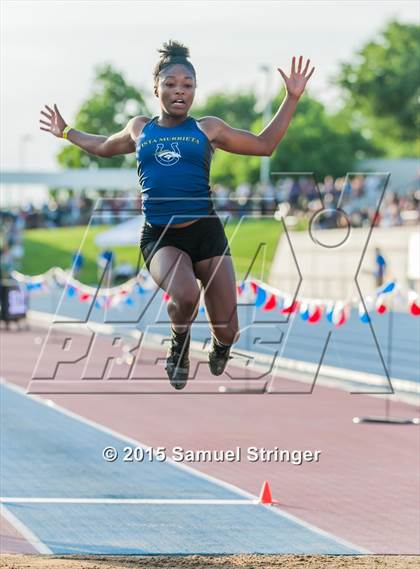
[208,336,233,376]
[165,330,190,390]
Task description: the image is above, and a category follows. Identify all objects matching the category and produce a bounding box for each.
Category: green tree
[192,92,261,187]
[192,92,259,130]
[269,92,378,180]
[193,89,376,184]
[57,64,149,169]
[332,20,420,156]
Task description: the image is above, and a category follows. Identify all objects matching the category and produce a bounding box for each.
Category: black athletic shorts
[140,210,231,271]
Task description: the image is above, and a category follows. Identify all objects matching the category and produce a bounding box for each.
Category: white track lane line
[1,498,254,505]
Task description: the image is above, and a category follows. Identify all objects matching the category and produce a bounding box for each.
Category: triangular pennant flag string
[9,268,417,323]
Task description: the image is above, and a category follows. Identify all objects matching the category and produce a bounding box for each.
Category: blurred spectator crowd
[2,176,419,231]
[212,174,420,229]
[6,191,139,230]
[1,175,418,277]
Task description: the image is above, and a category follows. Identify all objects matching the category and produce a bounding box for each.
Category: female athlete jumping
[40,40,314,390]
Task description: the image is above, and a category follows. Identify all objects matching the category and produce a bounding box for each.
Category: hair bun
[158,40,190,60]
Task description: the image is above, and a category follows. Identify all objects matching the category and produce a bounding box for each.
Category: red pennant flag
[281,299,299,314]
[408,291,420,316]
[308,304,322,323]
[263,293,277,311]
[376,295,387,314]
[410,301,420,316]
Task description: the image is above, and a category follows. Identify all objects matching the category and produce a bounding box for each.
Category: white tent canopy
[94,215,145,248]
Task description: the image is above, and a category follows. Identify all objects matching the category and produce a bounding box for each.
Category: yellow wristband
[62,125,72,139]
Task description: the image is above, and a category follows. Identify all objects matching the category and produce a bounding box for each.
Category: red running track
[1,324,419,554]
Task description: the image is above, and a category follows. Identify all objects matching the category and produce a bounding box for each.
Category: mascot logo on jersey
[155,142,181,166]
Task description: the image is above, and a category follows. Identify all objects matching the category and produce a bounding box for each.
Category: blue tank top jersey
[136,115,215,225]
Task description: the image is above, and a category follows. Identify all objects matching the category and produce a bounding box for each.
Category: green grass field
[21,218,288,285]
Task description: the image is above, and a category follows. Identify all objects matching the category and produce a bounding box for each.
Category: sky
[1,0,419,173]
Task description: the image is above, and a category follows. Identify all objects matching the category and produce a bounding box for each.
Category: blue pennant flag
[255,286,267,307]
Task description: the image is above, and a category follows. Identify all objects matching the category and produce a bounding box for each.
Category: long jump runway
[0,381,363,555]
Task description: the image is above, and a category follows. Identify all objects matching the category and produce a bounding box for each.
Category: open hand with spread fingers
[39,104,67,138]
[277,56,315,100]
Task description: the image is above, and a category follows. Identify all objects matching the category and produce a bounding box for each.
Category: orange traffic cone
[258,481,280,505]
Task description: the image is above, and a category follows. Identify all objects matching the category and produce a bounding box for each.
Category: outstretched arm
[39,104,146,157]
[206,56,315,156]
